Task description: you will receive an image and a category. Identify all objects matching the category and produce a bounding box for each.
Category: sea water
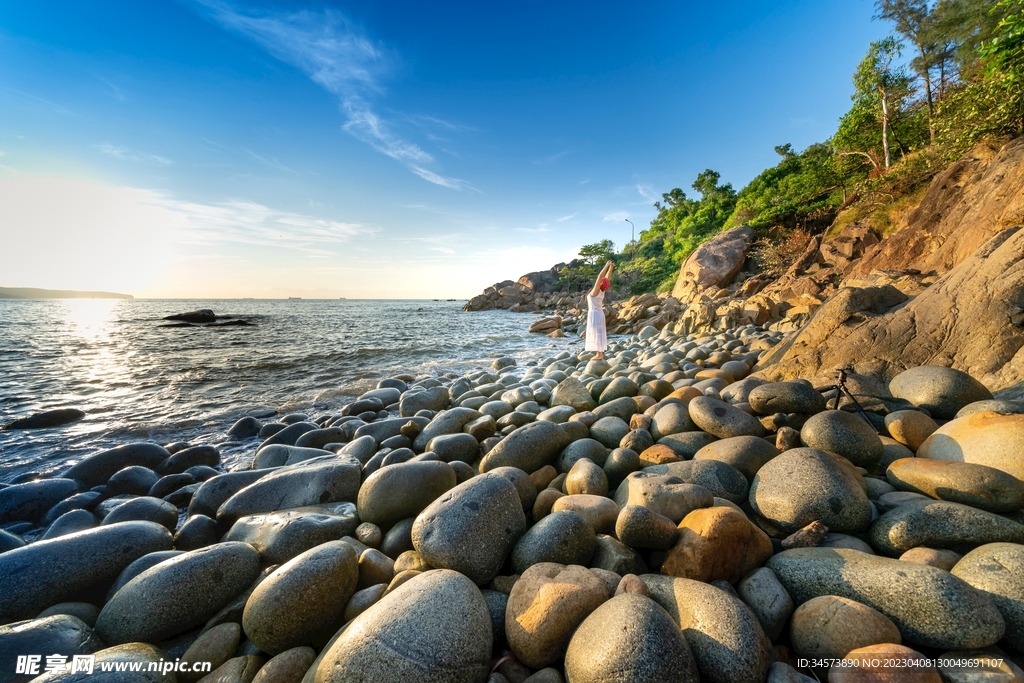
[0,298,576,481]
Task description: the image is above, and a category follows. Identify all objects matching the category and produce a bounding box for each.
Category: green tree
[577,239,616,266]
[876,0,941,141]
[842,37,915,169]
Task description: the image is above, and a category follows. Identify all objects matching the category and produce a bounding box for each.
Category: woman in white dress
[585,260,614,359]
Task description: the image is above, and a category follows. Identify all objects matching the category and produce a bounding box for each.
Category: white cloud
[603,211,629,222]
[97,143,171,166]
[556,212,578,222]
[197,1,468,189]
[244,149,295,173]
[635,183,659,202]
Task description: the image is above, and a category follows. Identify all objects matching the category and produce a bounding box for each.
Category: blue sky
[0,1,884,298]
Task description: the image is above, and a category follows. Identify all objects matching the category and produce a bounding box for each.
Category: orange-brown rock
[638,444,681,467]
[661,506,773,583]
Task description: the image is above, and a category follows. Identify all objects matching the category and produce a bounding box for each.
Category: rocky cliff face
[463,137,1024,394]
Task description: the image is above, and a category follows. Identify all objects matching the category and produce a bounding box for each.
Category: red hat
[599,278,610,291]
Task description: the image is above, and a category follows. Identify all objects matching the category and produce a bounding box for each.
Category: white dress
[584,290,607,352]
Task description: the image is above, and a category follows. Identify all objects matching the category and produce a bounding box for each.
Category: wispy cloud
[556,212,578,222]
[635,184,659,202]
[197,1,469,190]
[156,194,374,255]
[97,143,171,166]
[245,148,295,173]
[534,148,577,165]
[603,211,629,222]
[93,75,125,101]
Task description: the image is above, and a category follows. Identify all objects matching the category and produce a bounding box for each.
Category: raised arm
[590,261,614,297]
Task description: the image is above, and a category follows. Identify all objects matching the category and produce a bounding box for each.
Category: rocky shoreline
[3,313,1024,682]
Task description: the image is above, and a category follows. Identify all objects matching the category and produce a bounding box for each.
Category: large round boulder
[243,541,359,654]
[868,499,1024,556]
[357,461,457,530]
[564,594,699,683]
[800,410,883,470]
[478,421,571,473]
[313,569,491,683]
[411,473,526,584]
[96,542,261,644]
[889,366,993,419]
[886,458,1024,513]
[918,411,1024,480]
[951,543,1024,652]
[749,448,872,534]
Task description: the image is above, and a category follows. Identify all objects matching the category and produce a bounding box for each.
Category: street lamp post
[625,219,635,260]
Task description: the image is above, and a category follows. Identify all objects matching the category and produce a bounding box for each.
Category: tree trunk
[922,62,935,144]
[880,88,891,169]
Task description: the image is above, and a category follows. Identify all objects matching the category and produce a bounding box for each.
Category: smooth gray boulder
[187,469,275,518]
[223,503,359,564]
[63,443,169,488]
[869,499,1024,556]
[479,421,571,473]
[889,365,993,419]
[96,542,261,644]
[564,594,699,683]
[951,543,1024,652]
[357,461,457,530]
[511,510,595,573]
[768,547,1005,649]
[0,615,102,683]
[412,473,527,584]
[217,456,360,524]
[0,521,173,622]
[313,569,492,683]
[0,478,79,524]
[413,409,482,452]
[642,574,771,683]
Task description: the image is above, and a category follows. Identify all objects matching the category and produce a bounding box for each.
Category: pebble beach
[3,318,1024,683]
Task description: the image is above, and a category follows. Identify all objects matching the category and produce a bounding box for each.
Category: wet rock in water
[642,574,772,683]
[63,443,170,488]
[188,469,274,518]
[294,428,347,450]
[40,509,96,540]
[228,416,262,440]
[830,643,941,682]
[748,381,826,416]
[164,309,217,323]
[511,510,596,573]
[889,365,993,419]
[688,396,765,439]
[259,422,321,451]
[96,541,261,644]
[480,420,572,473]
[790,595,902,660]
[157,445,220,475]
[358,461,456,530]
[694,436,779,482]
[411,472,527,584]
[3,408,86,430]
[149,473,196,499]
[252,445,331,469]
[41,491,101,526]
[217,456,361,524]
[0,478,79,524]
[886,458,1024,513]
[101,496,178,530]
[749,447,872,534]
[243,541,359,654]
[505,562,609,668]
[314,569,492,683]
[800,410,883,470]
[736,567,793,641]
[767,547,1005,649]
[615,504,678,550]
[869,499,1024,556]
[399,386,449,417]
[661,505,774,584]
[0,614,103,683]
[564,593,699,683]
[252,647,316,683]
[918,411,1024,481]
[950,543,1024,652]
[0,521,173,622]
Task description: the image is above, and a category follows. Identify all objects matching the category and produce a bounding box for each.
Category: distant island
[0,287,134,300]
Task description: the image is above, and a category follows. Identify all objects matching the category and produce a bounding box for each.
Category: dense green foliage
[561,0,1024,296]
